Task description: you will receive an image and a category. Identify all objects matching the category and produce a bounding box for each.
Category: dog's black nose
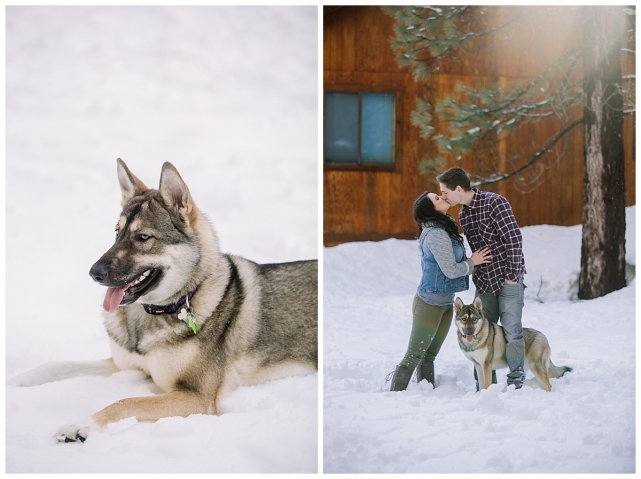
[89,262,110,283]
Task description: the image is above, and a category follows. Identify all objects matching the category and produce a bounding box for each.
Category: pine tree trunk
[578,6,627,300]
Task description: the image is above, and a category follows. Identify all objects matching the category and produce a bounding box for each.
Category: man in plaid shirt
[437,167,527,389]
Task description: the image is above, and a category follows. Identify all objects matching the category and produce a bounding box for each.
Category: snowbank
[323,206,636,474]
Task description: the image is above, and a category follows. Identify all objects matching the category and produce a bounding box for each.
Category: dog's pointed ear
[454,297,464,314]
[158,162,194,222]
[117,158,148,206]
[473,296,483,311]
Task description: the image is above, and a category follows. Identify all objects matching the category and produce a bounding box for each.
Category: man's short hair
[437,167,472,192]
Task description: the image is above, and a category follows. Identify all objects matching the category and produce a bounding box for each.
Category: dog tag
[187,312,198,334]
[178,308,198,334]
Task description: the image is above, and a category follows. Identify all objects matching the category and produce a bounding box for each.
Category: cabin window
[324,91,396,167]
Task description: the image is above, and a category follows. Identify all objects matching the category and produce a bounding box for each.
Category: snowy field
[323,207,636,474]
[5,6,318,474]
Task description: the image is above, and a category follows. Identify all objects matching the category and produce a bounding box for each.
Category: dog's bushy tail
[549,362,572,379]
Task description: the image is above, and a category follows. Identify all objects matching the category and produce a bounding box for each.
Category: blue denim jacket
[417,226,469,296]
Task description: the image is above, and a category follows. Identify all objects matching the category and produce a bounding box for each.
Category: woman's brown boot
[416,361,435,388]
[390,365,412,391]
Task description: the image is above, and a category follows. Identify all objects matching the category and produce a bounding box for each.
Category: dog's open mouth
[103,268,161,313]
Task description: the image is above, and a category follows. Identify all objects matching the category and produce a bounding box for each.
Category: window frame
[323,84,403,172]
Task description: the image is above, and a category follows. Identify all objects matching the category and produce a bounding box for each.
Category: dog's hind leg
[54,389,214,442]
[529,359,552,391]
[7,358,119,387]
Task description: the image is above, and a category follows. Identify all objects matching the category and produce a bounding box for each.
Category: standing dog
[8,159,318,442]
[454,297,571,391]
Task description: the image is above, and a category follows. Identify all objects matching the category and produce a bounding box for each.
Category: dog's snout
[89,262,110,283]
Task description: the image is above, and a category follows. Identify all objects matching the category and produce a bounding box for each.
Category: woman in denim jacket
[389,192,492,391]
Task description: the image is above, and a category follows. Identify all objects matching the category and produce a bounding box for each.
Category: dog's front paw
[54,424,91,443]
[7,371,42,387]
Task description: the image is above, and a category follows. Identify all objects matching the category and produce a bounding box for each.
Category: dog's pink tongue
[103,286,127,313]
[466,335,474,343]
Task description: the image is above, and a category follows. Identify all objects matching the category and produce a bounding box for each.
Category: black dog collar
[142,290,196,315]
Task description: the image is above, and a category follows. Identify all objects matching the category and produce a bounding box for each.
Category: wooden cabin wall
[323,6,635,247]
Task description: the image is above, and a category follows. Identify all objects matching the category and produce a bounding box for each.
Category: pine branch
[471,117,585,187]
[387,5,634,192]
[385,6,538,80]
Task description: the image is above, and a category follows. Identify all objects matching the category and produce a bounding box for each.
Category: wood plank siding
[323,6,635,247]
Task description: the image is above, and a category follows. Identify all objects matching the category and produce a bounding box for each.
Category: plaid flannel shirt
[459,189,526,295]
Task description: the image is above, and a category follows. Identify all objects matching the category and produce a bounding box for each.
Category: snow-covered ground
[6,6,318,474]
[323,207,636,474]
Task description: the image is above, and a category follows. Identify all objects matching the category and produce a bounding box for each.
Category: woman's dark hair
[413,191,464,245]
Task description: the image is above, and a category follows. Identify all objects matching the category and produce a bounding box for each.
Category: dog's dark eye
[135,234,151,242]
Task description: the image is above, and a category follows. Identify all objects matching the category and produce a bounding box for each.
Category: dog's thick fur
[8,159,318,442]
[454,297,571,392]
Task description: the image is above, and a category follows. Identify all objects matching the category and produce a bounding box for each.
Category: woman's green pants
[398,295,453,369]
